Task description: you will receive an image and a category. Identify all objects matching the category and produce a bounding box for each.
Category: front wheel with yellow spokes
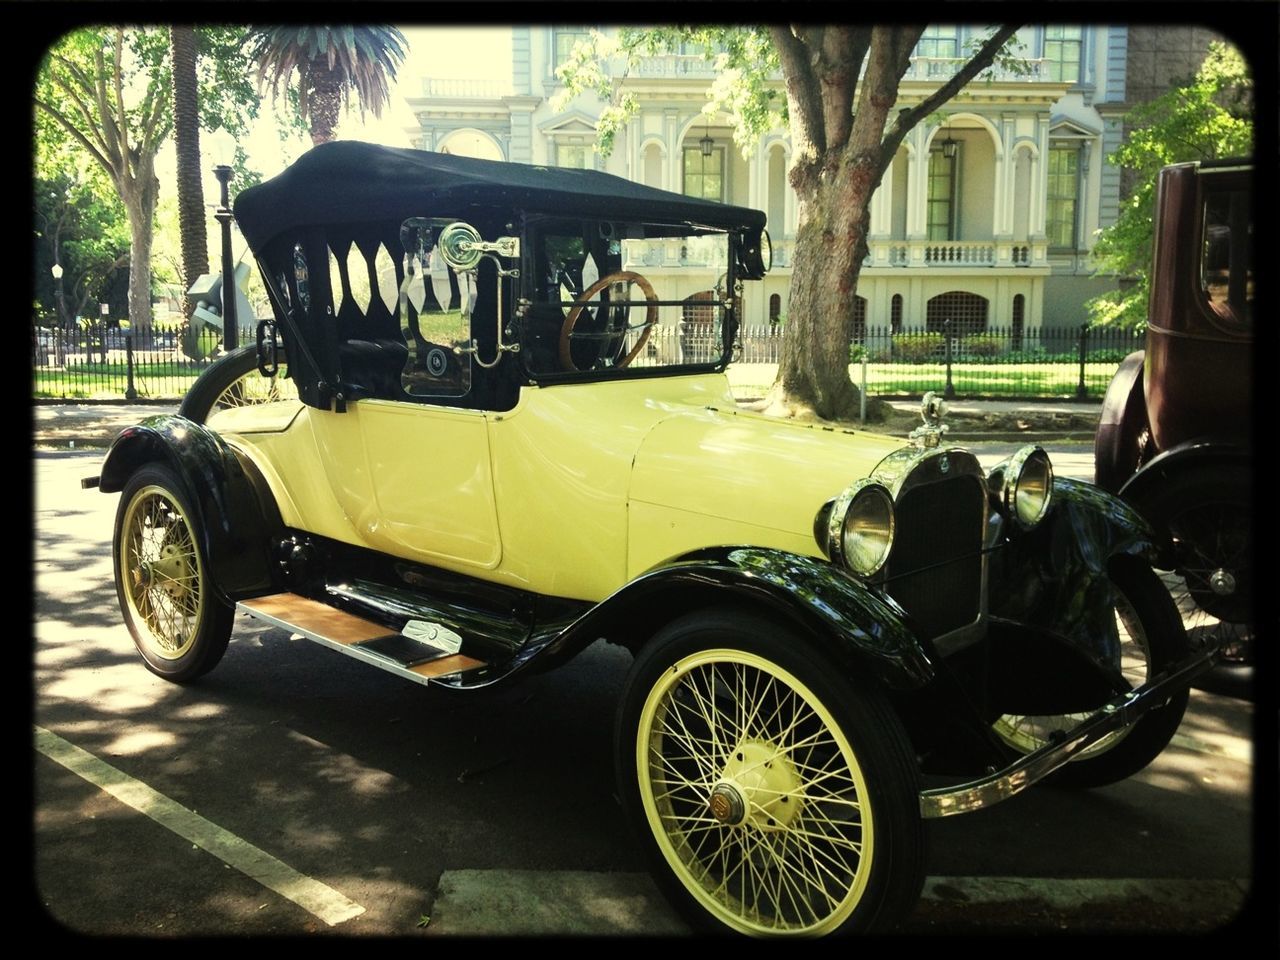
[113,464,232,682]
[618,609,924,937]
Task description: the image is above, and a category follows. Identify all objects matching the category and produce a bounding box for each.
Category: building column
[997,114,1018,236]
[665,110,681,195]
[1030,115,1050,238]
[906,126,927,238]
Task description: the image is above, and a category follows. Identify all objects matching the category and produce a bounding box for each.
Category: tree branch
[112,28,130,162]
[92,45,122,170]
[771,25,825,154]
[881,24,1022,156]
[818,26,869,151]
[33,97,113,172]
[48,70,111,159]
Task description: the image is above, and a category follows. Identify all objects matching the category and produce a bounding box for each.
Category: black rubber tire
[616,607,925,937]
[113,464,234,683]
[179,344,291,425]
[1129,465,1253,663]
[994,555,1190,789]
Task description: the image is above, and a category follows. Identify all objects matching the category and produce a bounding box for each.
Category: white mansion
[404,26,1214,334]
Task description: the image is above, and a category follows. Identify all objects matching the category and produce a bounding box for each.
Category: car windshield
[519,217,732,376]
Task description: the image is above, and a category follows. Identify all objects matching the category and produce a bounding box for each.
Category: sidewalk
[32,397,1102,449]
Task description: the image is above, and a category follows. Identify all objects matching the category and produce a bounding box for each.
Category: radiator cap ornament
[909,392,950,449]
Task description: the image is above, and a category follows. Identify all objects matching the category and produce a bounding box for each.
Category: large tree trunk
[170,26,208,319]
[764,154,877,421]
[122,165,160,336]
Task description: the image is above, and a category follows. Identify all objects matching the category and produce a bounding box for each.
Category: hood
[630,405,907,541]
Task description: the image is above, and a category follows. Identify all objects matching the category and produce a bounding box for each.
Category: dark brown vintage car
[1094,158,1253,666]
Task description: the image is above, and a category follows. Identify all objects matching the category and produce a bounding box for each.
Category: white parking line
[34,725,365,927]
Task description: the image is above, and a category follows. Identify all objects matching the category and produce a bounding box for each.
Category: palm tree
[247,26,408,145]
[170,25,207,318]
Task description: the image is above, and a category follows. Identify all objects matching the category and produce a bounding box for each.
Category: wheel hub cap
[1209,568,1236,596]
[714,740,803,831]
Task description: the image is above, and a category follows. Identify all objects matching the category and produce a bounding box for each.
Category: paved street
[33,446,1264,938]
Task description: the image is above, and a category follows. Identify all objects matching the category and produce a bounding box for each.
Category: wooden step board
[237,592,486,685]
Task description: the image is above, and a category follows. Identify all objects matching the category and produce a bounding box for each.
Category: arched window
[852,295,867,342]
[890,294,903,334]
[1012,294,1025,350]
[769,293,781,325]
[926,291,988,336]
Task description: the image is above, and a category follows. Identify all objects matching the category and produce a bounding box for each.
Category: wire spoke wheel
[640,651,870,933]
[989,557,1189,788]
[619,611,924,937]
[120,485,205,660]
[179,344,296,425]
[113,465,233,683]
[992,589,1150,760]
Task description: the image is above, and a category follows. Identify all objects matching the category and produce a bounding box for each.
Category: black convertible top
[234,140,766,250]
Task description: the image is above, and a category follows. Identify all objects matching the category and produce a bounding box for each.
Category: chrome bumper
[919,648,1219,818]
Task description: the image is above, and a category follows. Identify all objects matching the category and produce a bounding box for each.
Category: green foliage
[1087,42,1252,329]
[892,333,944,362]
[960,333,1003,358]
[246,26,408,137]
[554,27,783,158]
[34,164,130,322]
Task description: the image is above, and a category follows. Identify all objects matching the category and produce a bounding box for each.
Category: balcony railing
[421,78,512,99]
[871,238,1046,269]
[902,56,1047,82]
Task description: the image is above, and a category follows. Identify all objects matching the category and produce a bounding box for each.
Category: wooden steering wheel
[558,270,659,372]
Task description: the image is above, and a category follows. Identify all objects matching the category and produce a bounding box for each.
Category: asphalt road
[32,446,1265,938]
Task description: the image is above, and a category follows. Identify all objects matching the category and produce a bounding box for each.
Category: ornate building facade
[404,26,1221,333]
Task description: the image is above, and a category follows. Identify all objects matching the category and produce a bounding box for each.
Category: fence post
[943,318,955,399]
[860,349,868,424]
[125,334,138,400]
[1076,322,1089,400]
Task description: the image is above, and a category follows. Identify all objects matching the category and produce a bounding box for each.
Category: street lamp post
[210,129,238,352]
[50,263,67,365]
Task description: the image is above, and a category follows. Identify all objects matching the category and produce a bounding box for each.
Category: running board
[237,592,486,687]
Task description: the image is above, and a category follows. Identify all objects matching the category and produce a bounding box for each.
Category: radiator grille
[883,476,986,640]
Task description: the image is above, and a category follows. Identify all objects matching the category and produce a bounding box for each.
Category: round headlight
[1002,445,1054,529]
[827,480,895,576]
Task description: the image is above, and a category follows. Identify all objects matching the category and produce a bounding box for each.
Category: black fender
[988,476,1159,668]
[99,415,285,603]
[1117,438,1251,512]
[522,546,936,692]
[1093,349,1148,493]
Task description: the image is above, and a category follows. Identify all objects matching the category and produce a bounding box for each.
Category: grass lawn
[726,361,1119,399]
[34,359,207,399]
[34,354,1119,402]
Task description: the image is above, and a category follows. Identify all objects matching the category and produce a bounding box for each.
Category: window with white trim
[927,149,956,241]
[1044,26,1083,83]
[1046,144,1080,249]
[683,146,725,202]
[917,25,960,59]
[553,28,590,70]
[555,141,591,169]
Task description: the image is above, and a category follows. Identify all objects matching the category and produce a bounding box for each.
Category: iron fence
[32,319,1145,402]
[33,322,216,400]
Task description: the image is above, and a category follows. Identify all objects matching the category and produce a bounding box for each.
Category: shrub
[961,334,1003,358]
[892,332,944,363]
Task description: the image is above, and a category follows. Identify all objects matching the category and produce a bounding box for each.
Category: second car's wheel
[991,555,1190,789]
[113,464,233,683]
[1133,466,1253,664]
[179,344,295,425]
[617,608,925,937]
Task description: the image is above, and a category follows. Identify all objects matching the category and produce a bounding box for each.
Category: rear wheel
[991,556,1189,788]
[179,344,295,425]
[617,609,925,936]
[113,464,233,682]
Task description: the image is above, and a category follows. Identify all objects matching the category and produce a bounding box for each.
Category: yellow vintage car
[89,142,1218,937]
